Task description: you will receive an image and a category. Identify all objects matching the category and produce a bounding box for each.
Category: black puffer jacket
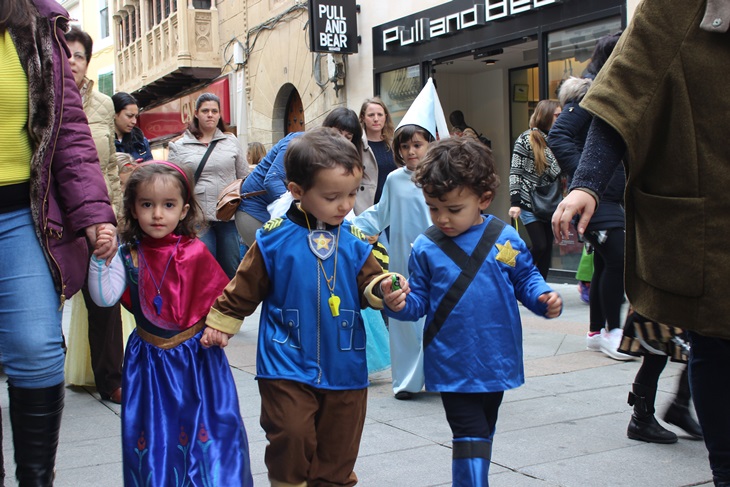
[549,77,625,231]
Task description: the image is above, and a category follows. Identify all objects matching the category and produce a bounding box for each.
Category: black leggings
[525,220,553,280]
[584,228,625,333]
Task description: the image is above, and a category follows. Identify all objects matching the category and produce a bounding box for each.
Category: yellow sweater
[0,29,32,186]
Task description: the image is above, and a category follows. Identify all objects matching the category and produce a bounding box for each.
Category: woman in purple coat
[0,0,117,484]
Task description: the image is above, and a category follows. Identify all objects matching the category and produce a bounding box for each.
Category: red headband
[135,160,193,201]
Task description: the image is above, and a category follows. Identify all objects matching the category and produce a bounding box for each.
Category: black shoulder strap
[194,139,220,183]
[422,217,506,348]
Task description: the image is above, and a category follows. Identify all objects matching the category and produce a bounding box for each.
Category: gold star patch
[313,234,332,250]
[495,240,520,267]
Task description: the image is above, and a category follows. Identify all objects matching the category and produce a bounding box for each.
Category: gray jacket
[168,129,249,221]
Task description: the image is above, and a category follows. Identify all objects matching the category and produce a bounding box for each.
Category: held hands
[551,190,597,242]
[381,274,410,312]
[538,291,563,318]
[85,223,118,265]
[201,327,233,348]
[508,206,522,220]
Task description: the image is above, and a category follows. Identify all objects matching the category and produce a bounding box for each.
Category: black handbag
[530,173,562,222]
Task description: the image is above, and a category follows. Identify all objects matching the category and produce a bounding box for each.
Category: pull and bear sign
[308,0,358,54]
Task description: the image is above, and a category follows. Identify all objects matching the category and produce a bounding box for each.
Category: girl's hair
[415,137,500,200]
[359,97,394,149]
[1,0,36,31]
[323,107,363,155]
[585,31,622,78]
[247,142,266,165]
[528,100,560,174]
[114,152,136,175]
[112,92,148,155]
[120,162,205,243]
[392,124,435,167]
[188,93,228,139]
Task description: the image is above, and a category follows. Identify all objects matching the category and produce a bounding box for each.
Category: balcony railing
[114,0,221,106]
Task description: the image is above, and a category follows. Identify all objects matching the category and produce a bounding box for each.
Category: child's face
[399,132,429,171]
[424,186,493,237]
[131,176,190,239]
[289,166,362,226]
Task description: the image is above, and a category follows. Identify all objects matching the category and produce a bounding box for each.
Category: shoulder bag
[530,172,562,222]
[215,180,267,221]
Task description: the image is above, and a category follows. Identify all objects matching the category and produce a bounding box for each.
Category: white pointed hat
[395,77,450,140]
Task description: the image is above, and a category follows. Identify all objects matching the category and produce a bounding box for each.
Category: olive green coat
[582,0,730,338]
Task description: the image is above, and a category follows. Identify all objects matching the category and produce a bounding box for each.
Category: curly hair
[415,137,500,200]
[120,162,205,244]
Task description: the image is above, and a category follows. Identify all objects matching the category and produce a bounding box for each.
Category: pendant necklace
[303,210,341,317]
[137,236,182,315]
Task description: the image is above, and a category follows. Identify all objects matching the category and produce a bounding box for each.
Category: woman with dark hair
[0,0,117,483]
[359,97,396,209]
[168,92,249,278]
[508,99,562,279]
[112,91,153,161]
[235,107,362,247]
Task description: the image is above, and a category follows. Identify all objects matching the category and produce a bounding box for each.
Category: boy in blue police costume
[207,127,393,487]
[381,137,563,487]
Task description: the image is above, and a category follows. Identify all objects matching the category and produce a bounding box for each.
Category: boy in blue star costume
[380,137,562,487]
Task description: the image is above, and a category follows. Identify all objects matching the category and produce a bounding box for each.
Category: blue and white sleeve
[88,251,127,307]
[351,177,392,235]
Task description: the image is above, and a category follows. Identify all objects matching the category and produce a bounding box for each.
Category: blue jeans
[0,208,65,388]
[199,220,241,279]
[688,331,730,484]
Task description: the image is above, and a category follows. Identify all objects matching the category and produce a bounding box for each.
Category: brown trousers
[258,379,367,487]
[81,286,124,397]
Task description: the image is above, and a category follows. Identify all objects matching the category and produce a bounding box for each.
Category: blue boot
[452,437,492,487]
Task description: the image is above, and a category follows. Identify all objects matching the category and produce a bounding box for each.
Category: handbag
[530,172,562,222]
[215,179,267,221]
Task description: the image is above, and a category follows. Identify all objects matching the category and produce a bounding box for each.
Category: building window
[99,0,110,39]
[98,72,114,97]
[192,0,211,8]
[377,65,421,127]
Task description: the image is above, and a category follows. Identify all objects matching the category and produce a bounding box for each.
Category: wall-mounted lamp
[483,59,498,65]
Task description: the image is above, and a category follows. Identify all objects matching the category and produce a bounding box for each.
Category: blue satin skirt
[122,329,253,487]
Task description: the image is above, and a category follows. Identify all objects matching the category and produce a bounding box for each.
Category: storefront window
[377,65,421,126]
[547,17,621,98]
[546,16,621,276]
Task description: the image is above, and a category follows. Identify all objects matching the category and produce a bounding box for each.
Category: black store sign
[308,0,358,54]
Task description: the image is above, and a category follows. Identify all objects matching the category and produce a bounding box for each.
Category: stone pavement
[0,283,713,486]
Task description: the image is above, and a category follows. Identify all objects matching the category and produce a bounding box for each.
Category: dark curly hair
[414,137,500,200]
[120,162,205,244]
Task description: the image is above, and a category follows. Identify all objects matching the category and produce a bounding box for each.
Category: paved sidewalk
[0,283,713,486]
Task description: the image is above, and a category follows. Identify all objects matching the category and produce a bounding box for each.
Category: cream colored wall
[62,0,115,92]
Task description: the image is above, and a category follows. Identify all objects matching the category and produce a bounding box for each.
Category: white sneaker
[600,328,635,361]
[586,331,604,351]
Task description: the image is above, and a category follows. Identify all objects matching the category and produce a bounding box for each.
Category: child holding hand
[381,137,562,487]
[89,161,253,486]
[206,127,392,486]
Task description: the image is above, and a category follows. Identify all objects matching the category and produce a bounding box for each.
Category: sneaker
[600,328,635,361]
[394,391,414,400]
[586,330,604,351]
[578,282,590,304]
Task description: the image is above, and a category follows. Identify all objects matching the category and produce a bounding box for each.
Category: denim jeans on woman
[199,219,241,279]
[0,208,65,388]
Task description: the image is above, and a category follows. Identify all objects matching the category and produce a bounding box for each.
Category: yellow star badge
[496,240,520,267]
[313,234,332,250]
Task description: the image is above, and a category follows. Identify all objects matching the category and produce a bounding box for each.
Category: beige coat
[168,129,249,221]
[582,0,730,338]
[80,78,122,214]
[354,135,378,215]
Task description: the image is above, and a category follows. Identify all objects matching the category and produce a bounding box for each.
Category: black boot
[663,367,703,440]
[8,382,64,486]
[627,383,677,444]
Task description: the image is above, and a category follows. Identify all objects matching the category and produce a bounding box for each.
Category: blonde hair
[528,100,560,174]
[114,152,136,174]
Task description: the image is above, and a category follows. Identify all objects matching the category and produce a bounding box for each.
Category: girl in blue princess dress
[89,161,252,487]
